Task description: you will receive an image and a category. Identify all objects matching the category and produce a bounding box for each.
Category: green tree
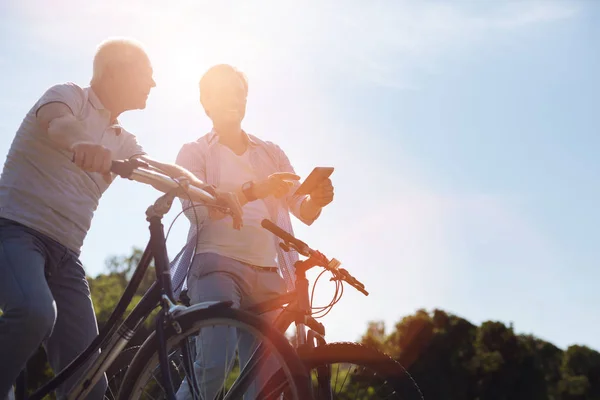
[559,345,600,400]
[360,321,387,354]
[357,309,600,400]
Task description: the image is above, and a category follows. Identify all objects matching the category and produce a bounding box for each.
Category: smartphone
[294,167,334,196]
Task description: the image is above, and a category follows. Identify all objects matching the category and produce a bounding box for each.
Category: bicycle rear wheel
[116,304,312,400]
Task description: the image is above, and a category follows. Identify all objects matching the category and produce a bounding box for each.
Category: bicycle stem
[146,188,179,304]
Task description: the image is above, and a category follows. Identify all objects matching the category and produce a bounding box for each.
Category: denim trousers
[0,218,107,400]
[175,252,287,400]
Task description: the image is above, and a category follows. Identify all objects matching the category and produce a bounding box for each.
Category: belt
[243,262,279,274]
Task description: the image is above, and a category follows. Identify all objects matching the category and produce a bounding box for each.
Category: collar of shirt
[207,128,259,148]
[85,87,122,135]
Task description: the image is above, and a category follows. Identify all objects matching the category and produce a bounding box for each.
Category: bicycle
[96,159,424,399]
[247,220,426,399]
[13,157,313,400]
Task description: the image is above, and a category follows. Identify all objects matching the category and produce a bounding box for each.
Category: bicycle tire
[260,342,424,399]
[116,305,313,400]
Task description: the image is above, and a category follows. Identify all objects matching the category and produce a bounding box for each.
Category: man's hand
[71,142,113,183]
[253,172,300,200]
[308,178,334,207]
[208,189,244,230]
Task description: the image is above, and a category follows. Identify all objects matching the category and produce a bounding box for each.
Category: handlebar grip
[339,268,365,288]
[356,285,369,296]
[261,219,310,255]
[336,268,368,296]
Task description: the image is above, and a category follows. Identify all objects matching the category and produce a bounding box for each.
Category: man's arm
[36,83,90,149]
[273,144,324,225]
[37,93,112,180]
[37,103,88,150]
[299,195,323,222]
[232,142,325,224]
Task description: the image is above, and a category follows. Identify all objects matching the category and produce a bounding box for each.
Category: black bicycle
[14,158,313,400]
[247,220,426,399]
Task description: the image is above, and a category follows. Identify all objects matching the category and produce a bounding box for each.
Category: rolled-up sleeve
[175,142,209,226]
[272,143,321,226]
[119,132,146,159]
[34,82,85,117]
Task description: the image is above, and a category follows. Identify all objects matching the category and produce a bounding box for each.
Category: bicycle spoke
[331,364,340,394]
[337,364,352,397]
[105,384,116,400]
[151,372,167,394]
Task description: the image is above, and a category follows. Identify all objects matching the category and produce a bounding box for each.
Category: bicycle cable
[310,269,345,319]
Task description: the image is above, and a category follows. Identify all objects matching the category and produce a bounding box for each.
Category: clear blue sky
[1,0,599,350]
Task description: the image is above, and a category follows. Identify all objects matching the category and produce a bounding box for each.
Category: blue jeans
[176,252,287,400]
[0,218,107,400]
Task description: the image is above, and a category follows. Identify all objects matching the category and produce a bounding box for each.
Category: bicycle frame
[248,220,366,352]
[245,257,329,349]
[17,190,180,400]
[244,256,335,398]
[19,186,279,400]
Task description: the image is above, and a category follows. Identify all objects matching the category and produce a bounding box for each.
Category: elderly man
[173,64,335,399]
[0,39,242,400]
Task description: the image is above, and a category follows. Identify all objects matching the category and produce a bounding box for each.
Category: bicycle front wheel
[260,342,424,399]
[301,342,424,399]
[116,304,312,400]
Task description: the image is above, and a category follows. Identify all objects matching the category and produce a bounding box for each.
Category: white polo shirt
[0,82,145,254]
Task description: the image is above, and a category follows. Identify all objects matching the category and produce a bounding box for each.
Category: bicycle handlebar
[261,219,311,257]
[261,219,369,296]
[110,159,219,207]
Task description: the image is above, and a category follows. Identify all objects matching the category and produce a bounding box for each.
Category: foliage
[361,309,600,399]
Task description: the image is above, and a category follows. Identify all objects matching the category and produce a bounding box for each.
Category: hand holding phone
[294,167,335,203]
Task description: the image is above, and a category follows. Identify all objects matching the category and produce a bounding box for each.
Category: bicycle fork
[293,259,334,399]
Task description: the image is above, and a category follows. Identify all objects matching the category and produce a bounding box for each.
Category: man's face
[203,72,247,129]
[109,56,156,111]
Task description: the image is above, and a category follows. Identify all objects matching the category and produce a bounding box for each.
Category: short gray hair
[91,38,149,85]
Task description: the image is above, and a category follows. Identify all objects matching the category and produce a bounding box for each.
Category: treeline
[20,247,600,399]
[361,310,600,399]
